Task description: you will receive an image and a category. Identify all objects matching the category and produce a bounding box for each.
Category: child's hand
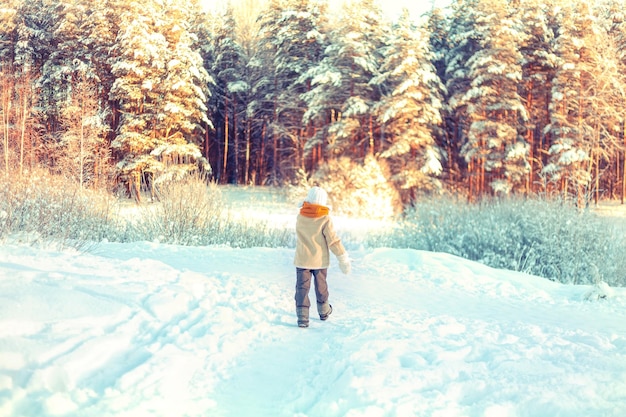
[337,253,351,275]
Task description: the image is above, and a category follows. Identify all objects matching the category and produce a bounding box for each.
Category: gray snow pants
[295,268,329,316]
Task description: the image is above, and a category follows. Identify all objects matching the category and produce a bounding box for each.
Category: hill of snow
[1,237,625,416]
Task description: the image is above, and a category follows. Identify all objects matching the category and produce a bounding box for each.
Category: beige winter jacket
[294,203,346,269]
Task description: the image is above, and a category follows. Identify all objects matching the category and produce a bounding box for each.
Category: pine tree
[252,0,327,184]
[110,0,210,201]
[607,0,626,203]
[425,7,449,82]
[248,0,283,184]
[231,0,265,185]
[517,0,558,194]
[425,7,458,186]
[34,0,110,184]
[443,0,482,195]
[302,0,388,160]
[6,0,51,176]
[152,0,211,182]
[543,2,605,206]
[209,5,248,184]
[81,0,128,145]
[0,1,18,62]
[460,0,529,195]
[269,0,327,178]
[110,0,165,200]
[372,10,445,202]
[40,0,96,105]
[11,0,53,72]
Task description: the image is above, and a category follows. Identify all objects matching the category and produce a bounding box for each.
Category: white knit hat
[305,186,328,206]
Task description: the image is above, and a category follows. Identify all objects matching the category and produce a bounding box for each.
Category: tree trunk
[272,92,278,185]
[1,72,11,175]
[233,96,239,184]
[244,119,250,185]
[259,121,266,185]
[222,97,229,183]
[132,171,142,203]
[595,151,599,206]
[526,86,534,195]
[622,117,626,204]
[204,121,210,164]
[368,114,374,156]
[19,80,28,177]
[272,125,278,185]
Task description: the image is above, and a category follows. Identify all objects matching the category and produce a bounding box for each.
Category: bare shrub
[130,176,224,246]
[384,196,626,286]
[0,170,120,248]
[128,176,294,248]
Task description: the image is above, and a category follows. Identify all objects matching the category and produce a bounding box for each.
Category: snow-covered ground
[1,189,626,417]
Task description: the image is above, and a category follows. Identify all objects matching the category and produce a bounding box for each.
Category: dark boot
[297,307,309,328]
[318,302,332,321]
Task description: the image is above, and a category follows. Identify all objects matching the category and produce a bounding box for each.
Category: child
[294,186,351,328]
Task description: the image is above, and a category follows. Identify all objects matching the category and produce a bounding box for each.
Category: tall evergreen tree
[425,7,449,82]
[243,0,327,185]
[372,10,445,202]
[36,0,110,183]
[302,0,388,160]
[246,0,280,184]
[209,5,248,183]
[517,0,558,193]
[270,0,327,177]
[152,0,211,181]
[443,0,481,195]
[12,0,52,73]
[40,0,96,106]
[110,0,210,200]
[83,0,128,144]
[110,0,166,199]
[543,2,604,206]
[607,0,626,202]
[425,7,458,186]
[0,0,19,62]
[460,0,529,195]
[8,0,54,174]
[187,6,216,162]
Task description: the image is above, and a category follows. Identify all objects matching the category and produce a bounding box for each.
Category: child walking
[294,186,351,328]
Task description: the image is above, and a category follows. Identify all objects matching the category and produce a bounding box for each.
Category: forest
[1,0,626,206]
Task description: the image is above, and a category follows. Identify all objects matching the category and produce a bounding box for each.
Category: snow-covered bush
[128,176,293,248]
[291,156,402,220]
[0,171,120,248]
[0,172,292,249]
[388,196,626,287]
[129,177,225,246]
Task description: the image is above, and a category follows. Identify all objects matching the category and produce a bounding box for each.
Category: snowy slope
[1,241,625,417]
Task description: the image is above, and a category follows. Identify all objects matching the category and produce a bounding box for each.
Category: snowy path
[1,242,626,417]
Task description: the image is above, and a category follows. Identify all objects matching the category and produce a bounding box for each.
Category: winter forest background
[4,0,626,287]
[3,0,626,205]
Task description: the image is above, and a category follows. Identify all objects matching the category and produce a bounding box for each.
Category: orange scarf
[300,202,329,218]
